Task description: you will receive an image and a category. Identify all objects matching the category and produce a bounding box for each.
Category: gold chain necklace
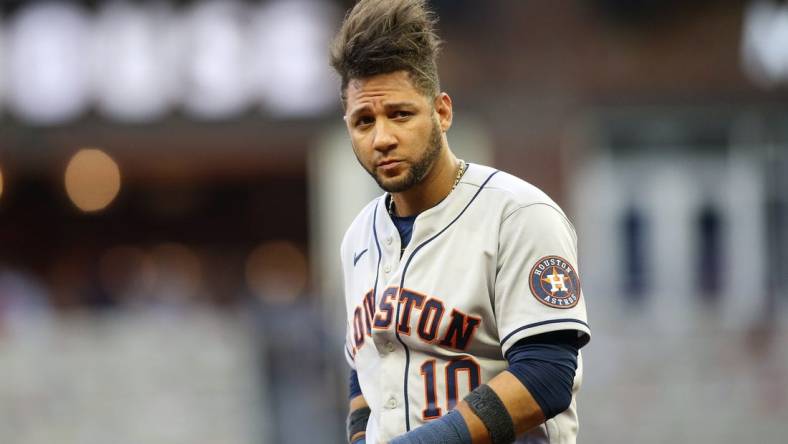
[388,159,466,216]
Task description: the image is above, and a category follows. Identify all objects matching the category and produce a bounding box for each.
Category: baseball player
[330,1,591,443]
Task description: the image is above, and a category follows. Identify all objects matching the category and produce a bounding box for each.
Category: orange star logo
[541,266,569,293]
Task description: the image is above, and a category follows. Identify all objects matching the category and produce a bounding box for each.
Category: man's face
[344,71,447,193]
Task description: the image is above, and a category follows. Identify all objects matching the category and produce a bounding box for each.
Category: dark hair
[329,0,442,106]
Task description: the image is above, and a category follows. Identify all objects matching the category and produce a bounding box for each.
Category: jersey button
[386,236,393,245]
[386,397,398,409]
[386,342,395,353]
[383,264,391,273]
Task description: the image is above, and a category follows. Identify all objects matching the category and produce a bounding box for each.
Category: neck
[390,148,459,217]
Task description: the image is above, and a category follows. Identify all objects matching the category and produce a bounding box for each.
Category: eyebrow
[348,101,418,120]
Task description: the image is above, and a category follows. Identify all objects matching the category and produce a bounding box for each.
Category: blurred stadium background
[0,0,786,443]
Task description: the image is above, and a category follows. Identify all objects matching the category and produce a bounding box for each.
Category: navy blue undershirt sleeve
[505,330,580,420]
[349,369,362,400]
[389,410,471,444]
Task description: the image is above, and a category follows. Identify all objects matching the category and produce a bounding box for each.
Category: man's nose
[372,120,397,152]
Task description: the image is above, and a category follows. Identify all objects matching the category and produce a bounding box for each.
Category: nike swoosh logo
[353,249,369,266]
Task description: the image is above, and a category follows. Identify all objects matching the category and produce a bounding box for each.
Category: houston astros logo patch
[529,256,581,309]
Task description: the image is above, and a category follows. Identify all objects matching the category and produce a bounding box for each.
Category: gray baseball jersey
[341,163,590,444]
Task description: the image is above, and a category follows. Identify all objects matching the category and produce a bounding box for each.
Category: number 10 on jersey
[420,356,481,420]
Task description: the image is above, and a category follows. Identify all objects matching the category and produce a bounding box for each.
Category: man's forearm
[456,370,546,442]
[350,394,368,412]
[349,395,370,443]
[388,370,546,444]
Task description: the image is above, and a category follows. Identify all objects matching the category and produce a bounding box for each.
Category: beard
[365,120,443,193]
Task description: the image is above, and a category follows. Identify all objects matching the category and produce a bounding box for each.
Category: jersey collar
[374,163,488,249]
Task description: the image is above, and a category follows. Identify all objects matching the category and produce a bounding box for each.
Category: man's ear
[434,92,453,132]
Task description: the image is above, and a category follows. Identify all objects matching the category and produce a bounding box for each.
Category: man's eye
[392,111,412,119]
[356,117,374,127]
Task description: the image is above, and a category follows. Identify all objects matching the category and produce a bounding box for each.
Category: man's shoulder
[467,163,563,213]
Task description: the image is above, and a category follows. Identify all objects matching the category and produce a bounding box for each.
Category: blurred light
[245,240,308,304]
[5,2,91,125]
[99,246,156,300]
[64,149,122,212]
[742,0,788,87]
[149,243,203,303]
[182,0,250,119]
[0,166,4,200]
[93,1,177,122]
[251,0,338,117]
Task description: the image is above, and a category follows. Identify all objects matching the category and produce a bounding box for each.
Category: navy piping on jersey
[500,318,590,348]
[392,167,500,432]
[371,200,384,306]
[345,345,355,363]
